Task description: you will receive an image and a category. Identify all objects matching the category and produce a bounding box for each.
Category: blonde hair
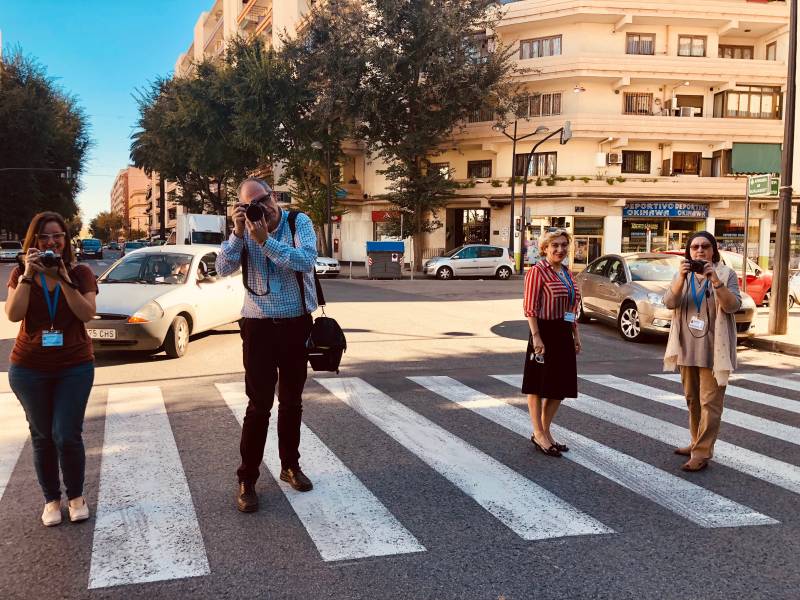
[538,228,572,255]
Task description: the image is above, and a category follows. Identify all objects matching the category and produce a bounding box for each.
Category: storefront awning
[731,143,782,174]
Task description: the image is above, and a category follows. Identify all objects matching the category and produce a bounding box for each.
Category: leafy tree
[65,213,83,239]
[352,0,520,268]
[0,49,90,237]
[89,211,125,244]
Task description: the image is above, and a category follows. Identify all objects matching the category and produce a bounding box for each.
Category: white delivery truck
[168,214,227,246]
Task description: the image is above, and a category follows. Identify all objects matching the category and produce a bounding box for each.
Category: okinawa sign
[622,202,708,218]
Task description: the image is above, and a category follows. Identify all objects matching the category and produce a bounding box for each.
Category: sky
[1,0,208,223]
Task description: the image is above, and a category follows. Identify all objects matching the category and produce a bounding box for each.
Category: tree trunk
[413,216,424,272]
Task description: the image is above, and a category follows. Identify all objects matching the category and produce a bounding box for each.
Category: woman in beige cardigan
[663,231,741,472]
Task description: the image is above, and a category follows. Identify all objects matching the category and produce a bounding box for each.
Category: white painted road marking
[581,374,800,448]
[731,373,800,394]
[0,392,29,503]
[317,377,612,541]
[216,382,425,562]
[414,377,776,529]
[653,373,800,415]
[89,387,210,589]
[494,374,800,496]
[0,371,10,393]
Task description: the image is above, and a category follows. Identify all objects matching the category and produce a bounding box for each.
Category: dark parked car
[79,238,103,260]
[121,241,148,256]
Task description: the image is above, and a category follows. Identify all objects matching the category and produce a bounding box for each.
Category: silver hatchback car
[424,244,515,280]
[574,253,756,342]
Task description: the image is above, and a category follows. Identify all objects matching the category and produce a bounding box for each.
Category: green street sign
[770,177,779,196]
[748,174,771,196]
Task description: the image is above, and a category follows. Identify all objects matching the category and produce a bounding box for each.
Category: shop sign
[629,222,662,237]
[622,202,708,218]
[371,210,399,222]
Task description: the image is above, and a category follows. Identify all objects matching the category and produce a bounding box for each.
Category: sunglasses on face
[690,243,712,251]
[37,233,66,242]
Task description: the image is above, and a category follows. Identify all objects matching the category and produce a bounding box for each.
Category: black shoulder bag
[287,211,347,373]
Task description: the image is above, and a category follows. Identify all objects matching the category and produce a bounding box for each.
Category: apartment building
[174,0,795,268]
[110,167,150,239]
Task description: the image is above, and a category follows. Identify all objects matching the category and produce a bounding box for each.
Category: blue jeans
[9,361,94,502]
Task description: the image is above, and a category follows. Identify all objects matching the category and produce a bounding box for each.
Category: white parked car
[0,241,23,263]
[315,256,340,277]
[424,244,515,280]
[91,245,245,358]
[789,271,800,310]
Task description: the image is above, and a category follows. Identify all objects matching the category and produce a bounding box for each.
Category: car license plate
[87,329,116,340]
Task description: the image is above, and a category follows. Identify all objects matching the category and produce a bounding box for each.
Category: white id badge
[688,317,706,332]
[563,312,576,323]
[42,330,64,347]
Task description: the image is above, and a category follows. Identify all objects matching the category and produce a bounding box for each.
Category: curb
[742,336,800,357]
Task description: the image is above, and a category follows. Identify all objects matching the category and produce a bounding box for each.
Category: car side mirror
[451,255,459,260]
[754,268,762,277]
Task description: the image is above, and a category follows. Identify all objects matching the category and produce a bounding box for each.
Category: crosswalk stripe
[493,375,800,496]
[580,374,800,448]
[653,373,800,415]
[412,377,776,529]
[317,377,613,541]
[0,393,28,503]
[731,373,800,394]
[89,387,210,589]
[216,383,425,562]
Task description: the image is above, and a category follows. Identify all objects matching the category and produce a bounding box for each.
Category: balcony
[451,174,753,201]
[238,0,273,37]
[514,53,787,87]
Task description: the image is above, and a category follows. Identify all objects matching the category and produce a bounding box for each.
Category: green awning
[731,142,782,174]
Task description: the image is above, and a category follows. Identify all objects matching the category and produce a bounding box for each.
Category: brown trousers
[679,366,726,459]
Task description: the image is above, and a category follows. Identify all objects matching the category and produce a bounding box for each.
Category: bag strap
[288,210,326,314]
[241,243,270,297]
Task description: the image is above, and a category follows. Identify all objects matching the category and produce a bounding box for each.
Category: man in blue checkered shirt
[216,177,318,513]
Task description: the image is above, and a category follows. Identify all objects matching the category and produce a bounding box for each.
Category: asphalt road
[1,259,800,599]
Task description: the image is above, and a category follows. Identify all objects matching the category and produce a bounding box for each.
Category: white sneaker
[41,500,62,527]
[68,496,90,523]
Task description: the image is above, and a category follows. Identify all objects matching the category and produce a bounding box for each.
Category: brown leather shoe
[673,446,692,456]
[681,458,709,472]
[236,481,259,512]
[280,467,313,492]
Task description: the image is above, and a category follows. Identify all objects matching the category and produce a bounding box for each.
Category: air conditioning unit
[607,152,623,165]
[679,106,697,117]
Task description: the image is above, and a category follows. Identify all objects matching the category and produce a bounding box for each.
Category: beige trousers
[680,366,726,459]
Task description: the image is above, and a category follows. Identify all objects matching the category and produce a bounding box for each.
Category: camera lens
[245,203,264,222]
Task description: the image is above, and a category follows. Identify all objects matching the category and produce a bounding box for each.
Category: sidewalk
[743,307,800,357]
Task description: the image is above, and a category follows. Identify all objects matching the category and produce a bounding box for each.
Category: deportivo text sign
[622,202,708,218]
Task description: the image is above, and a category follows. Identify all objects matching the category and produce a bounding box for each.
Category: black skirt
[521,318,578,399]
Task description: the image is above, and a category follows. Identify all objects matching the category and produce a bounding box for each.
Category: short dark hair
[22,211,75,266]
[684,231,720,263]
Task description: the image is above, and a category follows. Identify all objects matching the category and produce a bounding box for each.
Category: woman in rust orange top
[5,212,98,527]
[521,229,582,458]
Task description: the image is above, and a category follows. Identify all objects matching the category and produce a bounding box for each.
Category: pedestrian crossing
[1,369,800,591]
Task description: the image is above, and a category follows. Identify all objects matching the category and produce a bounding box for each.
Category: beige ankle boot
[42,500,62,527]
[68,496,90,523]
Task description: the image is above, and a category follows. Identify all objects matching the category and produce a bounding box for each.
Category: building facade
[110,166,150,240]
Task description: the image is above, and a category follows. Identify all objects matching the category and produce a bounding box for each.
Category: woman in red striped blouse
[521,229,582,457]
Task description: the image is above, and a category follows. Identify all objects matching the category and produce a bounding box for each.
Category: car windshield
[627,256,683,281]
[100,253,194,284]
[442,246,464,258]
[83,240,100,248]
[0,242,21,249]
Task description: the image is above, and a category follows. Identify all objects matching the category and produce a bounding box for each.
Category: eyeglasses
[689,243,711,251]
[248,194,271,205]
[37,233,66,242]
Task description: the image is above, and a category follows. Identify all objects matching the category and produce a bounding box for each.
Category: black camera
[245,202,265,223]
[688,259,707,274]
[40,250,61,269]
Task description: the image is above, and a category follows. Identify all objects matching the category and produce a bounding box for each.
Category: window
[478,246,503,258]
[713,87,782,119]
[467,160,492,179]
[428,162,451,179]
[766,41,777,61]
[520,35,562,59]
[455,246,479,259]
[586,258,610,276]
[623,92,653,115]
[672,152,702,175]
[607,259,626,283]
[467,34,492,64]
[678,35,706,57]
[521,92,562,117]
[622,151,651,174]
[514,152,557,176]
[719,45,754,60]
[626,33,655,55]
[468,108,495,123]
[200,252,218,278]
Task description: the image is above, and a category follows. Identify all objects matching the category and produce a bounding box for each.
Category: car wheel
[164,315,190,358]
[762,289,770,307]
[618,302,643,342]
[577,300,592,323]
[98,251,103,259]
[789,296,796,310]
[495,266,512,280]
[437,266,454,280]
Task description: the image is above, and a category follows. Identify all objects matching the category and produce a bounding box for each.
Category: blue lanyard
[554,268,575,307]
[689,272,708,314]
[39,274,61,328]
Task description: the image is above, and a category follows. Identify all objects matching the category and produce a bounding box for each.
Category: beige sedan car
[574,253,756,342]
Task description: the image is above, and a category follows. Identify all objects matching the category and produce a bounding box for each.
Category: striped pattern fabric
[523,259,581,320]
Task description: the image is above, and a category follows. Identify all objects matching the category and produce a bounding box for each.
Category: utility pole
[769,0,797,334]
[159,176,166,240]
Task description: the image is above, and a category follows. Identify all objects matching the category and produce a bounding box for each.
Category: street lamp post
[492,122,550,270]
[519,122,573,263]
